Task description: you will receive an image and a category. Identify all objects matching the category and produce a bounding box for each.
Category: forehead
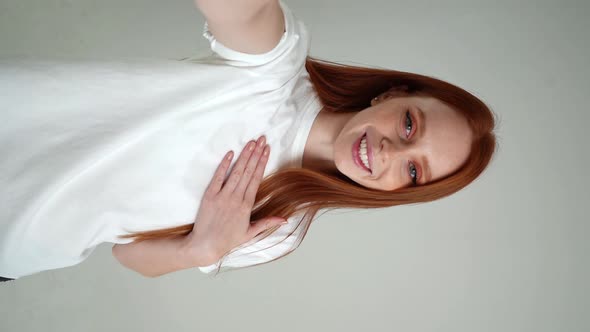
[408,96,473,182]
[404,96,453,111]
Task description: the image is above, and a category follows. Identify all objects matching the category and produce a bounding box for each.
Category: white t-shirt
[0,0,322,279]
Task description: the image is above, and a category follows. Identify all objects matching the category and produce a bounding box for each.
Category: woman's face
[335,95,473,190]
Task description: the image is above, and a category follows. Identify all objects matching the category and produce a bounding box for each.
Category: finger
[234,136,266,198]
[247,217,286,239]
[243,144,269,206]
[222,139,257,193]
[206,150,234,195]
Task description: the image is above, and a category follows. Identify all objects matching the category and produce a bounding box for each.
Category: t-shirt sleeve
[201,0,309,69]
[197,214,307,274]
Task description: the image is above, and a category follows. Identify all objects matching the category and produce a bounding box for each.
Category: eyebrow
[416,107,432,184]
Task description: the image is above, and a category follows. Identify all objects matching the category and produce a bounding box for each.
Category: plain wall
[0,0,588,331]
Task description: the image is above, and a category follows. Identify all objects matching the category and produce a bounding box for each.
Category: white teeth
[359,136,370,170]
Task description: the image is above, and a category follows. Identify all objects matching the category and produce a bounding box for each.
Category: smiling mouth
[353,132,371,174]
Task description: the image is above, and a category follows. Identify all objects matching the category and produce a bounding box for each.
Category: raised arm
[194,0,285,54]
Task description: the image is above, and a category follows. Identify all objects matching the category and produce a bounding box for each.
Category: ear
[372,85,411,106]
[370,92,395,106]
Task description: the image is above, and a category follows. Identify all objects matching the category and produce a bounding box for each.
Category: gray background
[1,0,588,331]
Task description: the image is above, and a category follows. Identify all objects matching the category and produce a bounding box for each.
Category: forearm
[194,0,273,23]
[112,235,205,278]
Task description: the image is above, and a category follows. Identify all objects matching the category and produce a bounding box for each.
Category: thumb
[249,217,287,238]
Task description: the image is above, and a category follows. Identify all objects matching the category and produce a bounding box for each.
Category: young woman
[0,0,497,282]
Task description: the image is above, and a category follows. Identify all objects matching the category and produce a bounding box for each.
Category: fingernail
[257,136,266,147]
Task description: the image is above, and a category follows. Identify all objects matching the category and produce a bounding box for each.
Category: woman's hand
[183,135,287,266]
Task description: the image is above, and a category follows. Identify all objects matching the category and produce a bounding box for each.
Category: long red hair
[118,56,498,275]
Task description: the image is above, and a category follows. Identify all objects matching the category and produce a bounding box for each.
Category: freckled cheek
[383,174,402,191]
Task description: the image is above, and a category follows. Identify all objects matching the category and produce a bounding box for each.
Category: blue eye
[405,111,413,138]
[409,162,417,185]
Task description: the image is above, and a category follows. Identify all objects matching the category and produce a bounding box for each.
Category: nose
[379,136,416,168]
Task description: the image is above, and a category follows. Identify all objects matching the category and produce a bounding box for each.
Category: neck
[301,107,355,175]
